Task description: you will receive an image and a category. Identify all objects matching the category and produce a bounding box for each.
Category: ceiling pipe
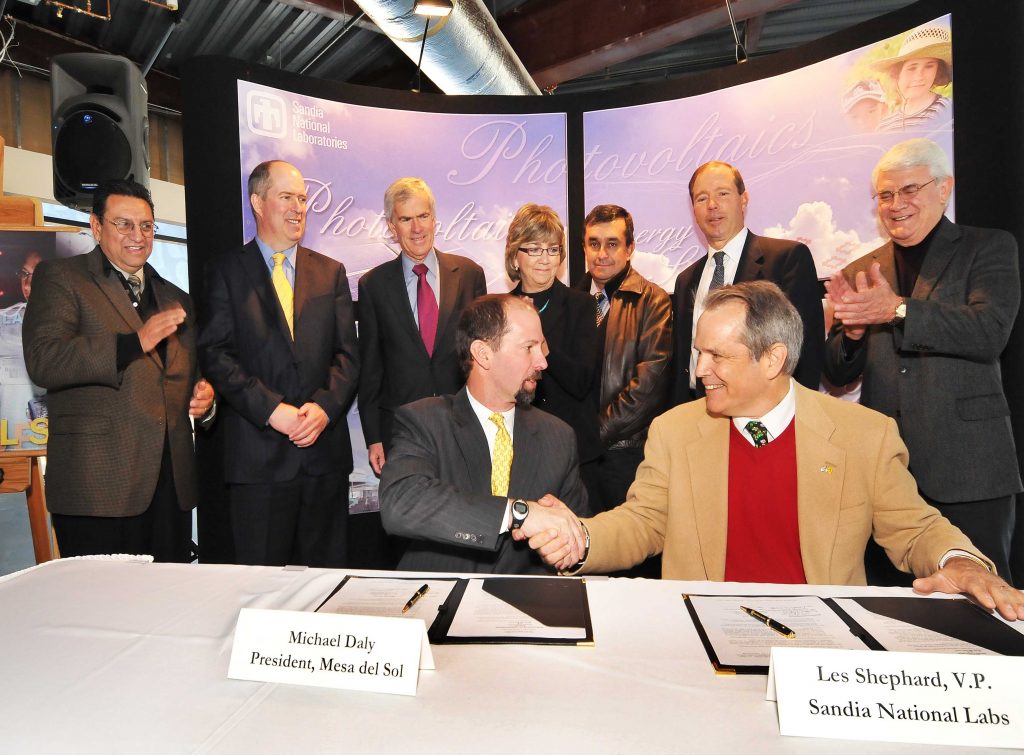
[352,0,540,95]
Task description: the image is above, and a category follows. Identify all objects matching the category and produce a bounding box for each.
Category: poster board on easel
[0,135,79,563]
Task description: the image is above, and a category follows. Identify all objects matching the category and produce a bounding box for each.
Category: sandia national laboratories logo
[246,90,288,138]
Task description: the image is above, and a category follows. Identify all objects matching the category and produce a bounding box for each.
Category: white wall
[3,145,187,225]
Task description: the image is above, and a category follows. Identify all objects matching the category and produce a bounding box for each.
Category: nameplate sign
[768,647,1024,748]
[228,608,434,696]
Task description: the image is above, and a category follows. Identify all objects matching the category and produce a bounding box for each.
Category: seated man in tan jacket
[524,281,1024,621]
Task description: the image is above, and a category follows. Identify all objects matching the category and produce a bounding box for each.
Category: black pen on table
[402,584,430,614]
[740,605,796,638]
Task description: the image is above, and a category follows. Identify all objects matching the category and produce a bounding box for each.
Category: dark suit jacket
[512,279,602,463]
[198,241,359,484]
[824,218,1022,502]
[671,232,824,405]
[379,387,590,574]
[357,250,486,450]
[23,247,199,516]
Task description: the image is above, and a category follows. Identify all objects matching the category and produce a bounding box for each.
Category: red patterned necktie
[413,263,438,356]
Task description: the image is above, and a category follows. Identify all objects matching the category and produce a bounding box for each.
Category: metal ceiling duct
[353,0,541,95]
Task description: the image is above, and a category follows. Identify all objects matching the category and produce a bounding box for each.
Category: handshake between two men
[519,281,1024,624]
[509,495,587,573]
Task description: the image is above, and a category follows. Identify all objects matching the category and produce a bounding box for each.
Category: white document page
[687,595,870,667]
[832,598,998,655]
[318,577,456,624]
[446,579,586,639]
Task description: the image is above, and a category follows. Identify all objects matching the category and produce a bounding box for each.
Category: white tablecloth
[0,559,1000,753]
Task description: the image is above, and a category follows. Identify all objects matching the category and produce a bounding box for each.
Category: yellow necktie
[489,412,513,497]
[271,252,294,339]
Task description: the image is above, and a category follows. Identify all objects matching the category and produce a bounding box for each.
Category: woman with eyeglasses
[505,203,602,505]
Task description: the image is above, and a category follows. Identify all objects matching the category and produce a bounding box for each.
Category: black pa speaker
[50,53,150,211]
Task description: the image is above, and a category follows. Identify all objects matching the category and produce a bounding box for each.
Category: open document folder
[684,594,1024,675]
[317,576,593,646]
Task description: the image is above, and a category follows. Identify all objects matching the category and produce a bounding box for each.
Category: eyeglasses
[873,179,936,205]
[518,246,562,257]
[106,218,158,236]
[16,270,33,280]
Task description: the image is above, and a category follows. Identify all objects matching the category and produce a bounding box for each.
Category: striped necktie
[595,290,610,326]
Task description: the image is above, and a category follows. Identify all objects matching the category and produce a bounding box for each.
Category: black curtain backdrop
[183,0,1024,576]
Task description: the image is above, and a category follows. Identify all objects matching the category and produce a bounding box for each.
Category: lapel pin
[820,464,835,475]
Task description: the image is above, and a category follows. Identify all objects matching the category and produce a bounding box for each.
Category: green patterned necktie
[745,420,769,448]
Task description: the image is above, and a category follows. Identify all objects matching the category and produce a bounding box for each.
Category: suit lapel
[86,247,168,369]
[866,242,898,291]
[911,219,960,301]
[688,412,730,580]
[508,404,539,494]
[735,231,764,282]
[241,241,295,353]
[435,250,461,348]
[793,387,846,584]
[540,278,573,340]
[147,269,176,371]
[452,389,492,495]
[86,247,143,331]
[680,262,701,327]
[293,246,316,337]
[383,256,424,348]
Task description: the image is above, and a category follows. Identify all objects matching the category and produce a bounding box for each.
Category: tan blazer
[583,383,988,584]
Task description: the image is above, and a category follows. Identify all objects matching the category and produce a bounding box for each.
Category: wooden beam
[500,0,799,89]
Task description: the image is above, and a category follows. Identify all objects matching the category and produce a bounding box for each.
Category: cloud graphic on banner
[631,251,674,293]
[813,175,854,200]
[763,201,882,278]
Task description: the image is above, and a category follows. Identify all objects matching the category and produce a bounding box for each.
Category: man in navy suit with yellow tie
[199,160,359,567]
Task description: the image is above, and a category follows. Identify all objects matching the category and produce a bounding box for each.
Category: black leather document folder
[428,577,594,645]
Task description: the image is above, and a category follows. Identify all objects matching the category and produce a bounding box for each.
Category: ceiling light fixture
[413,0,453,18]
[411,0,453,92]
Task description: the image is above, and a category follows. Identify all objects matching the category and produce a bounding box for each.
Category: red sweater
[724,422,806,584]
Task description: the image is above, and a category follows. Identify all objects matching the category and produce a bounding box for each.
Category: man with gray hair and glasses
[824,138,1021,585]
[526,281,1024,621]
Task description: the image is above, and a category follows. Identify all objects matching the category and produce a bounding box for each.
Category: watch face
[512,500,529,517]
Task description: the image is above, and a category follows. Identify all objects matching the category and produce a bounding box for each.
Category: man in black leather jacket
[576,205,672,514]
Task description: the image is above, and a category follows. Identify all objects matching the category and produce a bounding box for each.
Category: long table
[0,559,1006,753]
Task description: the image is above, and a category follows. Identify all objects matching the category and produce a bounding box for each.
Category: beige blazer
[583,383,988,584]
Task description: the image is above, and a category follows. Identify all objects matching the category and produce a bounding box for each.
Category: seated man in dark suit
[380,294,589,574]
[527,282,1023,621]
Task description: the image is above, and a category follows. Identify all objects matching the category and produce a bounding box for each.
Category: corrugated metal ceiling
[0,0,918,109]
